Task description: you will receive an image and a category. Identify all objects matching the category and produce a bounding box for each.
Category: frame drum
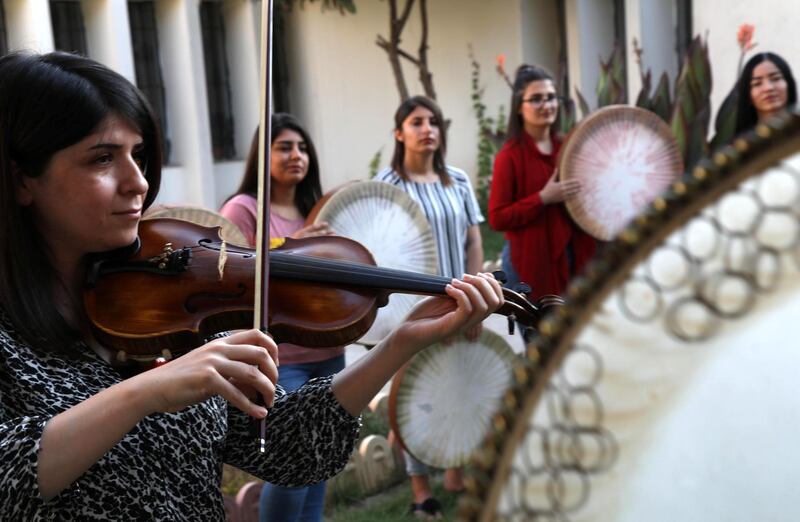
[308,181,438,346]
[389,329,519,469]
[144,206,249,246]
[560,106,683,241]
[461,112,800,521]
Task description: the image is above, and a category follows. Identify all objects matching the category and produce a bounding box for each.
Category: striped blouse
[375,166,484,278]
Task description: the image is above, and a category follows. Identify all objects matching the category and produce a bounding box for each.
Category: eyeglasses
[522,93,558,106]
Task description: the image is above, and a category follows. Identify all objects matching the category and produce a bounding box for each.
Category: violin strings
[191,247,450,293]
[189,247,537,318]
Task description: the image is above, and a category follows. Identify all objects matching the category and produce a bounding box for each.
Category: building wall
[1,0,258,210]
[282,0,560,191]
[565,0,616,109]
[2,0,796,209]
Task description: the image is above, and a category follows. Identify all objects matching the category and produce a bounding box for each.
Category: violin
[84,218,549,362]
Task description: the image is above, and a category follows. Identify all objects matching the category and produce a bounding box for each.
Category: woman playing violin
[0,51,503,521]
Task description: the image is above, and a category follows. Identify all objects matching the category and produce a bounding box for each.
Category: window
[273,7,290,113]
[612,0,627,102]
[50,1,88,55]
[0,4,7,57]
[0,2,7,57]
[200,1,236,161]
[675,0,693,70]
[128,1,171,163]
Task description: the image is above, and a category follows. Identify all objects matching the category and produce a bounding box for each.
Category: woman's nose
[121,158,149,195]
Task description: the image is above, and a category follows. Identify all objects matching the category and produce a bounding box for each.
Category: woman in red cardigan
[489,65,596,301]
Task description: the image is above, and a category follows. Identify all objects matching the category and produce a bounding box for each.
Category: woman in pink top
[219,114,338,522]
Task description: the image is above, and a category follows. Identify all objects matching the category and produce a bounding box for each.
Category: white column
[564,0,616,110]
[5,0,54,52]
[519,0,560,76]
[82,0,136,81]
[625,0,643,102]
[624,0,681,105]
[155,0,216,208]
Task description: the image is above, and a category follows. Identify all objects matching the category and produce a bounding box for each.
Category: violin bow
[253,0,274,453]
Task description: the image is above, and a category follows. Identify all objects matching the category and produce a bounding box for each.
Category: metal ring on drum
[460,110,800,521]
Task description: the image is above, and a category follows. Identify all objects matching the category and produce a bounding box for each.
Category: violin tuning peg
[492,270,508,285]
[512,282,532,295]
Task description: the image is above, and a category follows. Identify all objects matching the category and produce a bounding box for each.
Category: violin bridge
[218,240,228,281]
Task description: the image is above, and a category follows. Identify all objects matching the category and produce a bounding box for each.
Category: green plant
[711,24,758,150]
[368,148,383,179]
[468,48,507,263]
[633,35,715,170]
[279,0,356,14]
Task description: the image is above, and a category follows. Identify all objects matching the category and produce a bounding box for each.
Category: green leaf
[558,97,576,135]
[710,86,739,150]
[650,72,672,122]
[670,105,689,166]
[635,69,652,109]
[575,88,591,119]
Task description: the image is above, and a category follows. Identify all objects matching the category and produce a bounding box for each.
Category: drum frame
[459,111,800,520]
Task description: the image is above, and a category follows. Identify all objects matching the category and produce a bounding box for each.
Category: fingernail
[257,407,268,418]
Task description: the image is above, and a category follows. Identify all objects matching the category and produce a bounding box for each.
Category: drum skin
[307,181,438,345]
[559,105,683,240]
[388,329,518,469]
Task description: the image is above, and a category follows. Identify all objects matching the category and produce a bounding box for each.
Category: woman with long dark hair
[375,95,484,519]
[734,52,797,134]
[488,65,596,302]
[220,114,332,244]
[221,115,341,522]
[0,51,503,521]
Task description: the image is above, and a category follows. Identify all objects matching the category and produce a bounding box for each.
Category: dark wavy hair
[0,51,162,354]
[390,95,450,185]
[506,64,559,142]
[735,52,797,134]
[231,113,322,218]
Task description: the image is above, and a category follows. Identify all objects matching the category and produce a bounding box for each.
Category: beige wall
[284,0,559,191]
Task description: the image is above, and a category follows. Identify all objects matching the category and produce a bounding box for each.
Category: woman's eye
[133,153,146,169]
[94,154,113,165]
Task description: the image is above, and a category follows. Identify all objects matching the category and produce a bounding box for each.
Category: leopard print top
[0,312,361,521]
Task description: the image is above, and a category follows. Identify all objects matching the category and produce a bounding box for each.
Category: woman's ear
[12,162,34,206]
[394,128,404,143]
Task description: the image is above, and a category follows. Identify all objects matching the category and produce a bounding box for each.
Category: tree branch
[416,0,436,99]
[395,0,415,35]
[377,0,411,101]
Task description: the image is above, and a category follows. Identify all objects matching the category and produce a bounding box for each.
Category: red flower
[496,54,506,70]
[737,24,755,51]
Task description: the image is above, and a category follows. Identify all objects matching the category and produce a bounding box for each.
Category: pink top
[219,193,345,365]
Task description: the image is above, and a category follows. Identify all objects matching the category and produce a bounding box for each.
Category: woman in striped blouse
[374,95,484,519]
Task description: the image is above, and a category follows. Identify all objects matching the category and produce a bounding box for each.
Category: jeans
[500,242,521,290]
[258,355,346,522]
